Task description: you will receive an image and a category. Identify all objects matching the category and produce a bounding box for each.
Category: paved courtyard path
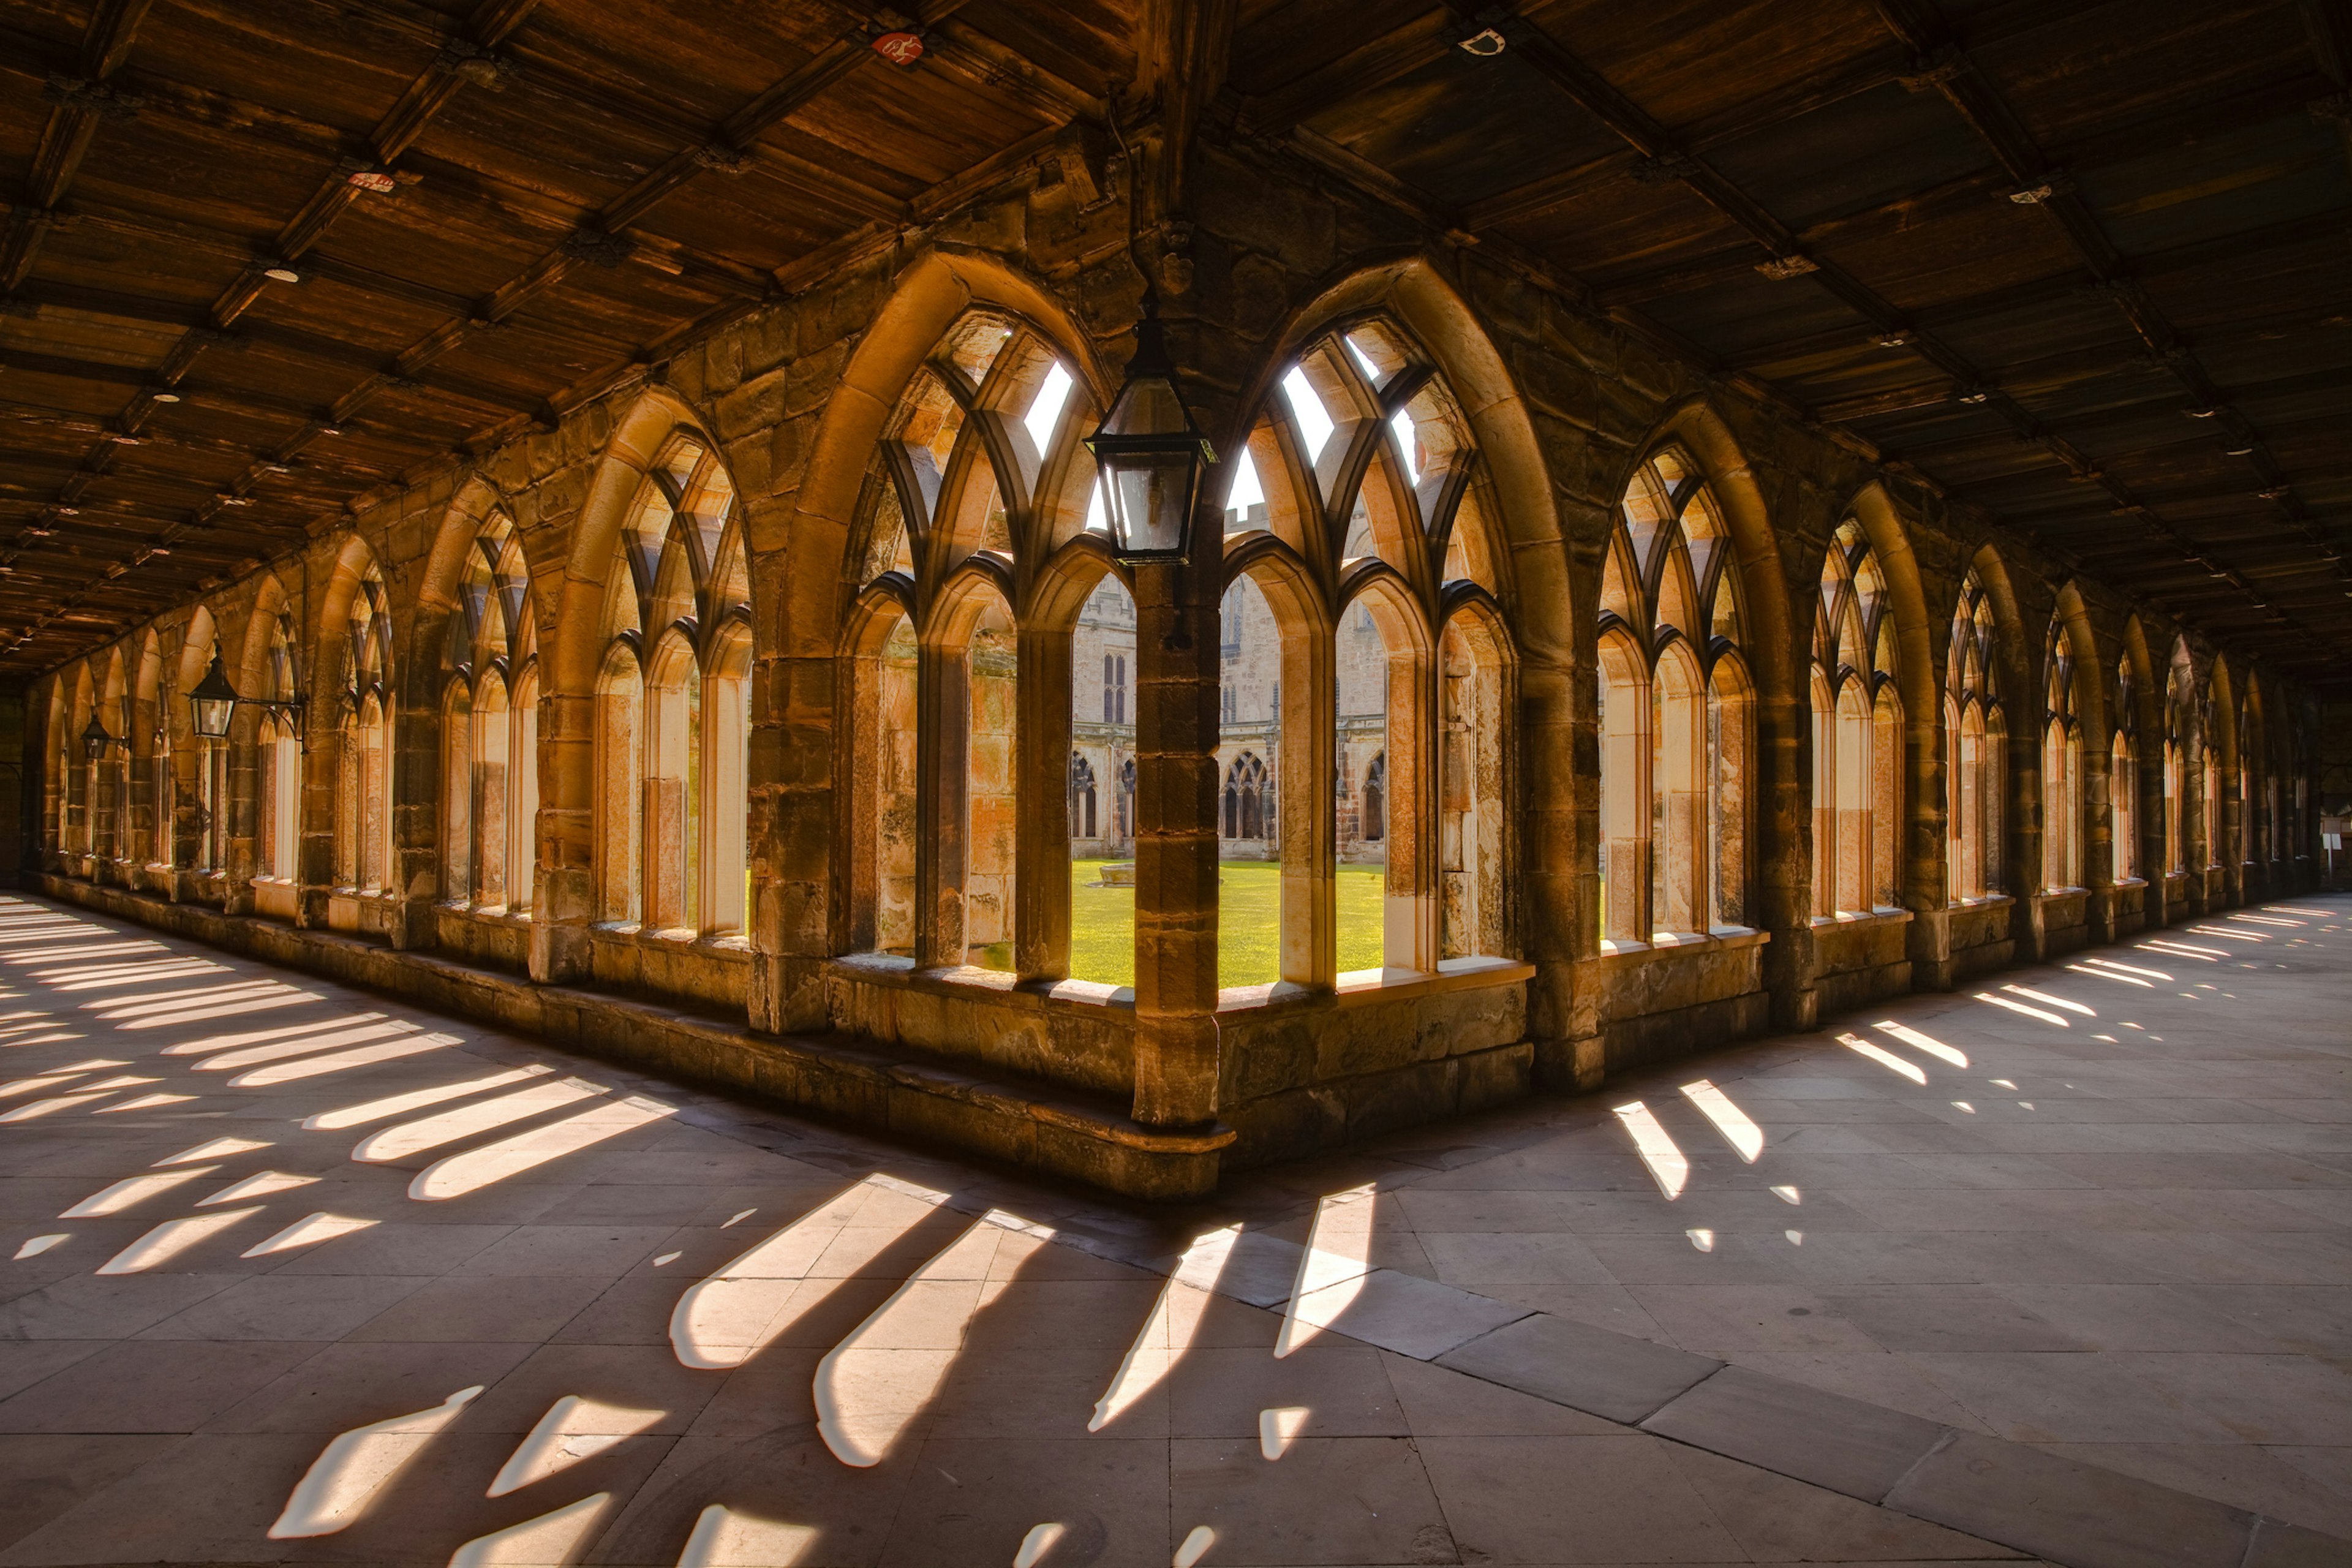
[0,887,2345,1567]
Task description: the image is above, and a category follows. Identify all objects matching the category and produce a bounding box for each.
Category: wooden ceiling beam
[1235,7,1453,137]
[1869,0,2341,592]
[0,0,158,291]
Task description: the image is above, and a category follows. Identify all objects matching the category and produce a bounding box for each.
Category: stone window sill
[827,951,1536,1020]
[1809,907,1912,930]
[2113,876,2149,891]
[2034,886,2090,901]
[442,901,535,929]
[1596,927,1770,968]
[594,922,753,963]
[1222,954,1535,1014]
[830,952,1134,1015]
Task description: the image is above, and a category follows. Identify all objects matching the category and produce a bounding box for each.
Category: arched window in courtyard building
[1811,522,1901,918]
[845,310,1093,973]
[1069,753,1098,841]
[595,435,751,937]
[2112,656,2137,881]
[1103,653,1126,723]
[260,614,301,881]
[1946,570,2004,901]
[441,514,538,913]
[1597,445,1750,944]
[1222,314,1515,979]
[2041,622,2083,891]
[1224,752,1270,842]
[337,564,393,892]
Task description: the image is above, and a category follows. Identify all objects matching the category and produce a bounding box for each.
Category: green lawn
[1069,859,1386,989]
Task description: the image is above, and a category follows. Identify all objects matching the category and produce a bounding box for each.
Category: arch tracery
[1597,440,1754,944]
[440,512,540,915]
[1947,566,2007,902]
[1812,519,1902,919]
[590,429,753,938]
[1223,309,1518,979]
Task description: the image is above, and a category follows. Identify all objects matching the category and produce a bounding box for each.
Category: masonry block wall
[23,138,2324,1197]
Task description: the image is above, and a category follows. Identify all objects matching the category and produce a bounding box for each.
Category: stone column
[1383,633,1440,973]
[170,739,205,899]
[295,717,337,928]
[1274,613,1335,992]
[914,641,970,970]
[750,647,835,1034]
[386,702,441,948]
[2010,710,2047,962]
[530,689,595,981]
[2219,761,2244,910]
[2183,728,2211,919]
[1760,606,1816,1030]
[2082,715,2115,945]
[221,712,260,916]
[1015,624,1074,983]
[1905,668,1954,990]
[1131,549,1222,1128]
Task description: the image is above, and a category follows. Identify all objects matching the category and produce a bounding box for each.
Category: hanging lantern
[189,652,239,740]
[1085,292,1216,565]
[80,715,115,761]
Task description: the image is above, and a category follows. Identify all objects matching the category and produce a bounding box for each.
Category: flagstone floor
[0,887,2345,1567]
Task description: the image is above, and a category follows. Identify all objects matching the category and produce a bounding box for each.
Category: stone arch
[316,533,389,703]
[1630,401,1794,711]
[410,472,511,709]
[173,603,220,744]
[1838,485,1933,710]
[233,572,297,705]
[783,251,1111,661]
[549,388,717,699]
[2049,582,2106,744]
[1247,260,1563,625]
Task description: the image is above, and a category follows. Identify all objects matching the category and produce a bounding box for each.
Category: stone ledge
[32,873,1232,1202]
[1594,927,1770,969]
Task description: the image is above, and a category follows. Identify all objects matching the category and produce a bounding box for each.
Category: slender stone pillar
[1014,624,1074,983]
[914,641,970,970]
[1760,612,1816,1030]
[531,688,595,982]
[1905,658,1954,990]
[1131,550,1222,1128]
[386,702,441,948]
[2082,714,2115,946]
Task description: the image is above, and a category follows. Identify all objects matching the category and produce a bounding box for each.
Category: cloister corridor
[0,889,2343,1567]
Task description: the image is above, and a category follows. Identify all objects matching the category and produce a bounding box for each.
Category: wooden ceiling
[4,0,2348,690]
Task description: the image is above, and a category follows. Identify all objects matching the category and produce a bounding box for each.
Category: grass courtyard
[1068,858,1387,989]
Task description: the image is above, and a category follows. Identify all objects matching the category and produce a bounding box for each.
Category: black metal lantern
[80,715,116,761]
[189,652,239,740]
[1086,290,1216,565]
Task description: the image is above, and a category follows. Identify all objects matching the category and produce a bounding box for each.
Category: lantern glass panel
[192,693,234,739]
